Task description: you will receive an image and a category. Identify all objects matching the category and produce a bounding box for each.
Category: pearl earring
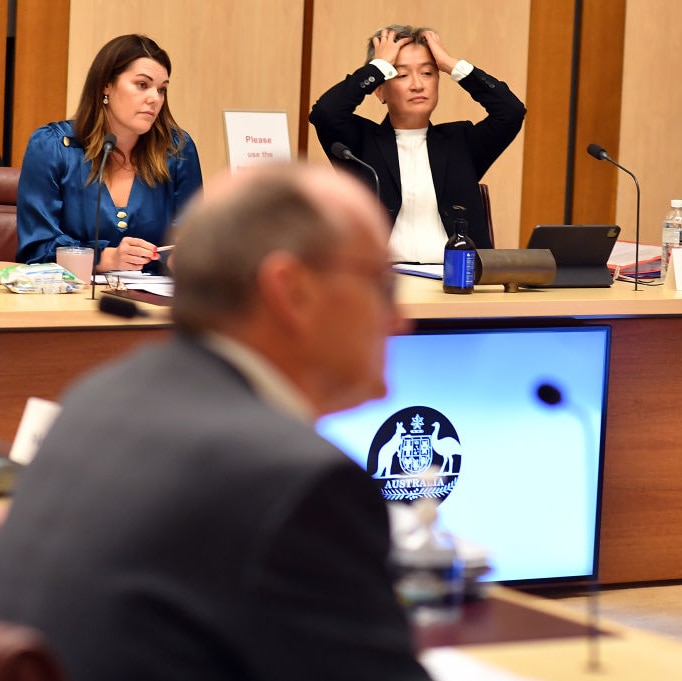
[103,94,109,105]
[381,98,386,104]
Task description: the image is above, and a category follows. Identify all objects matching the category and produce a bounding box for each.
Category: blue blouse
[16,120,203,264]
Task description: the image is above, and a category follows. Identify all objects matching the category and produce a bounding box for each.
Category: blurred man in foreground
[0,163,432,681]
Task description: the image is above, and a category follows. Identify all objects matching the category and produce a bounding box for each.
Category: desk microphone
[91,133,117,300]
[331,142,380,199]
[587,143,641,291]
[536,381,601,673]
[99,294,149,319]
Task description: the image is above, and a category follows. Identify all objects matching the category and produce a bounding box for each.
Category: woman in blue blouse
[17,34,203,271]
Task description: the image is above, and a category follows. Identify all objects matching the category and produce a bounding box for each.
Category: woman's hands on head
[97,236,160,272]
[372,29,413,65]
[421,30,458,75]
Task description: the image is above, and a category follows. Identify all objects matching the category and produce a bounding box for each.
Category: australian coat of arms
[367,406,462,503]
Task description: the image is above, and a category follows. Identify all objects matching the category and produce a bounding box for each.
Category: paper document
[607,240,661,276]
[96,271,175,297]
[392,263,443,279]
[420,648,540,681]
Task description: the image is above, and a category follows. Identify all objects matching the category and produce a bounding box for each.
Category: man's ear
[257,252,320,332]
[374,85,386,105]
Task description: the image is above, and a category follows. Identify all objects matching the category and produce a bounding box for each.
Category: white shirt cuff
[369,58,398,80]
[450,59,474,82]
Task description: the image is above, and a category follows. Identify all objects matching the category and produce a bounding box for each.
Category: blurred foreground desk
[395,275,682,585]
[418,587,682,680]
[0,282,171,444]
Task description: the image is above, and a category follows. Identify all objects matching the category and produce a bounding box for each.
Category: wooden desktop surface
[2,273,682,585]
[0,279,171,449]
[395,270,682,319]
[420,586,682,680]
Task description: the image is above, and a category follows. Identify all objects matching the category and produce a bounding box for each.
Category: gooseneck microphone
[587,143,641,291]
[91,132,117,299]
[98,294,149,319]
[331,142,380,199]
[536,381,601,672]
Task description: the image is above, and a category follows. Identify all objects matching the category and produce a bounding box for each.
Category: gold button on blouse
[117,221,128,229]
[116,211,127,219]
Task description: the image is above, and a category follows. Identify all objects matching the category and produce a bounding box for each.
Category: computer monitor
[316,322,611,586]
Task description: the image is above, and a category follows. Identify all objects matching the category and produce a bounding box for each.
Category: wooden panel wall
[571,1,626,230]
[520,0,626,247]
[307,0,531,249]
[66,1,305,180]
[520,0,576,240]
[11,0,70,166]
[616,0,682,245]
[7,0,675,246]
[0,0,7,158]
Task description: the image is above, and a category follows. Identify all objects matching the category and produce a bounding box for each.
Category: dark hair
[73,34,184,185]
[365,24,432,63]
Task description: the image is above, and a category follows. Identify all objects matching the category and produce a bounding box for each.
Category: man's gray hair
[172,171,342,333]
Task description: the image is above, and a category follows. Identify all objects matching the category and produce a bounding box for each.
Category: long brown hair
[73,34,184,185]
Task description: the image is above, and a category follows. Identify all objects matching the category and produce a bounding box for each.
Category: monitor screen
[316,323,611,585]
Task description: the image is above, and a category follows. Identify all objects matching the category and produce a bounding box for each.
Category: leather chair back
[479,183,494,248]
[0,621,67,681]
[0,167,20,263]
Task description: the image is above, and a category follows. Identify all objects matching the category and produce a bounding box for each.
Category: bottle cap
[671,199,682,208]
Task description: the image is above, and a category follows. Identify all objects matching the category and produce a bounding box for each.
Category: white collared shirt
[200,331,316,425]
[389,127,448,263]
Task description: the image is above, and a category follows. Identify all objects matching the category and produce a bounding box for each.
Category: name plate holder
[222,110,291,172]
[664,248,682,290]
[9,397,62,465]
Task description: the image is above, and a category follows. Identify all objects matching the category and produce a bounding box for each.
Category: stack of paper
[607,241,661,278]
[96,271,174,297]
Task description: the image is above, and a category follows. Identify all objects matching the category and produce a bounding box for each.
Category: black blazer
[310,63,526,249]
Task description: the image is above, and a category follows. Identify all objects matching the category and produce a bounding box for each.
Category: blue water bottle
[443,206,476,294]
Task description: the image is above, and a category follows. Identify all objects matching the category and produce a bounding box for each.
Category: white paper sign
[9,397,62,465]
[420,648,537,681]
[223,110,291,171]
[664,248,682,290]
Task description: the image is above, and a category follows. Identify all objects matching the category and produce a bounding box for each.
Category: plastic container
[661,199,682,281]
[390,498,464,625]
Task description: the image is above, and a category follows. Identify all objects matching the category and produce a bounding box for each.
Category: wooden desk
[419,587,682,680]
[0,284,171,444]
[3,273,682,585]
[393,275,682,586]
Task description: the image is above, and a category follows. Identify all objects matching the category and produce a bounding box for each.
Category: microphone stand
[91,134,116,299]
[537,383,601,672]
[608,159,641,291]
[349,154,380,202]
[587,145,641,291]
[330,142,381,202]
[91,177,105,300]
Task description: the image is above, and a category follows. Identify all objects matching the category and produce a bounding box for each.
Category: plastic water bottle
[443,206,476,294]
[389,498,464,625]
[661,199,682,281]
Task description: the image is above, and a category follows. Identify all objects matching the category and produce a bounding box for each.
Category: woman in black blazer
[310,24,526,262]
